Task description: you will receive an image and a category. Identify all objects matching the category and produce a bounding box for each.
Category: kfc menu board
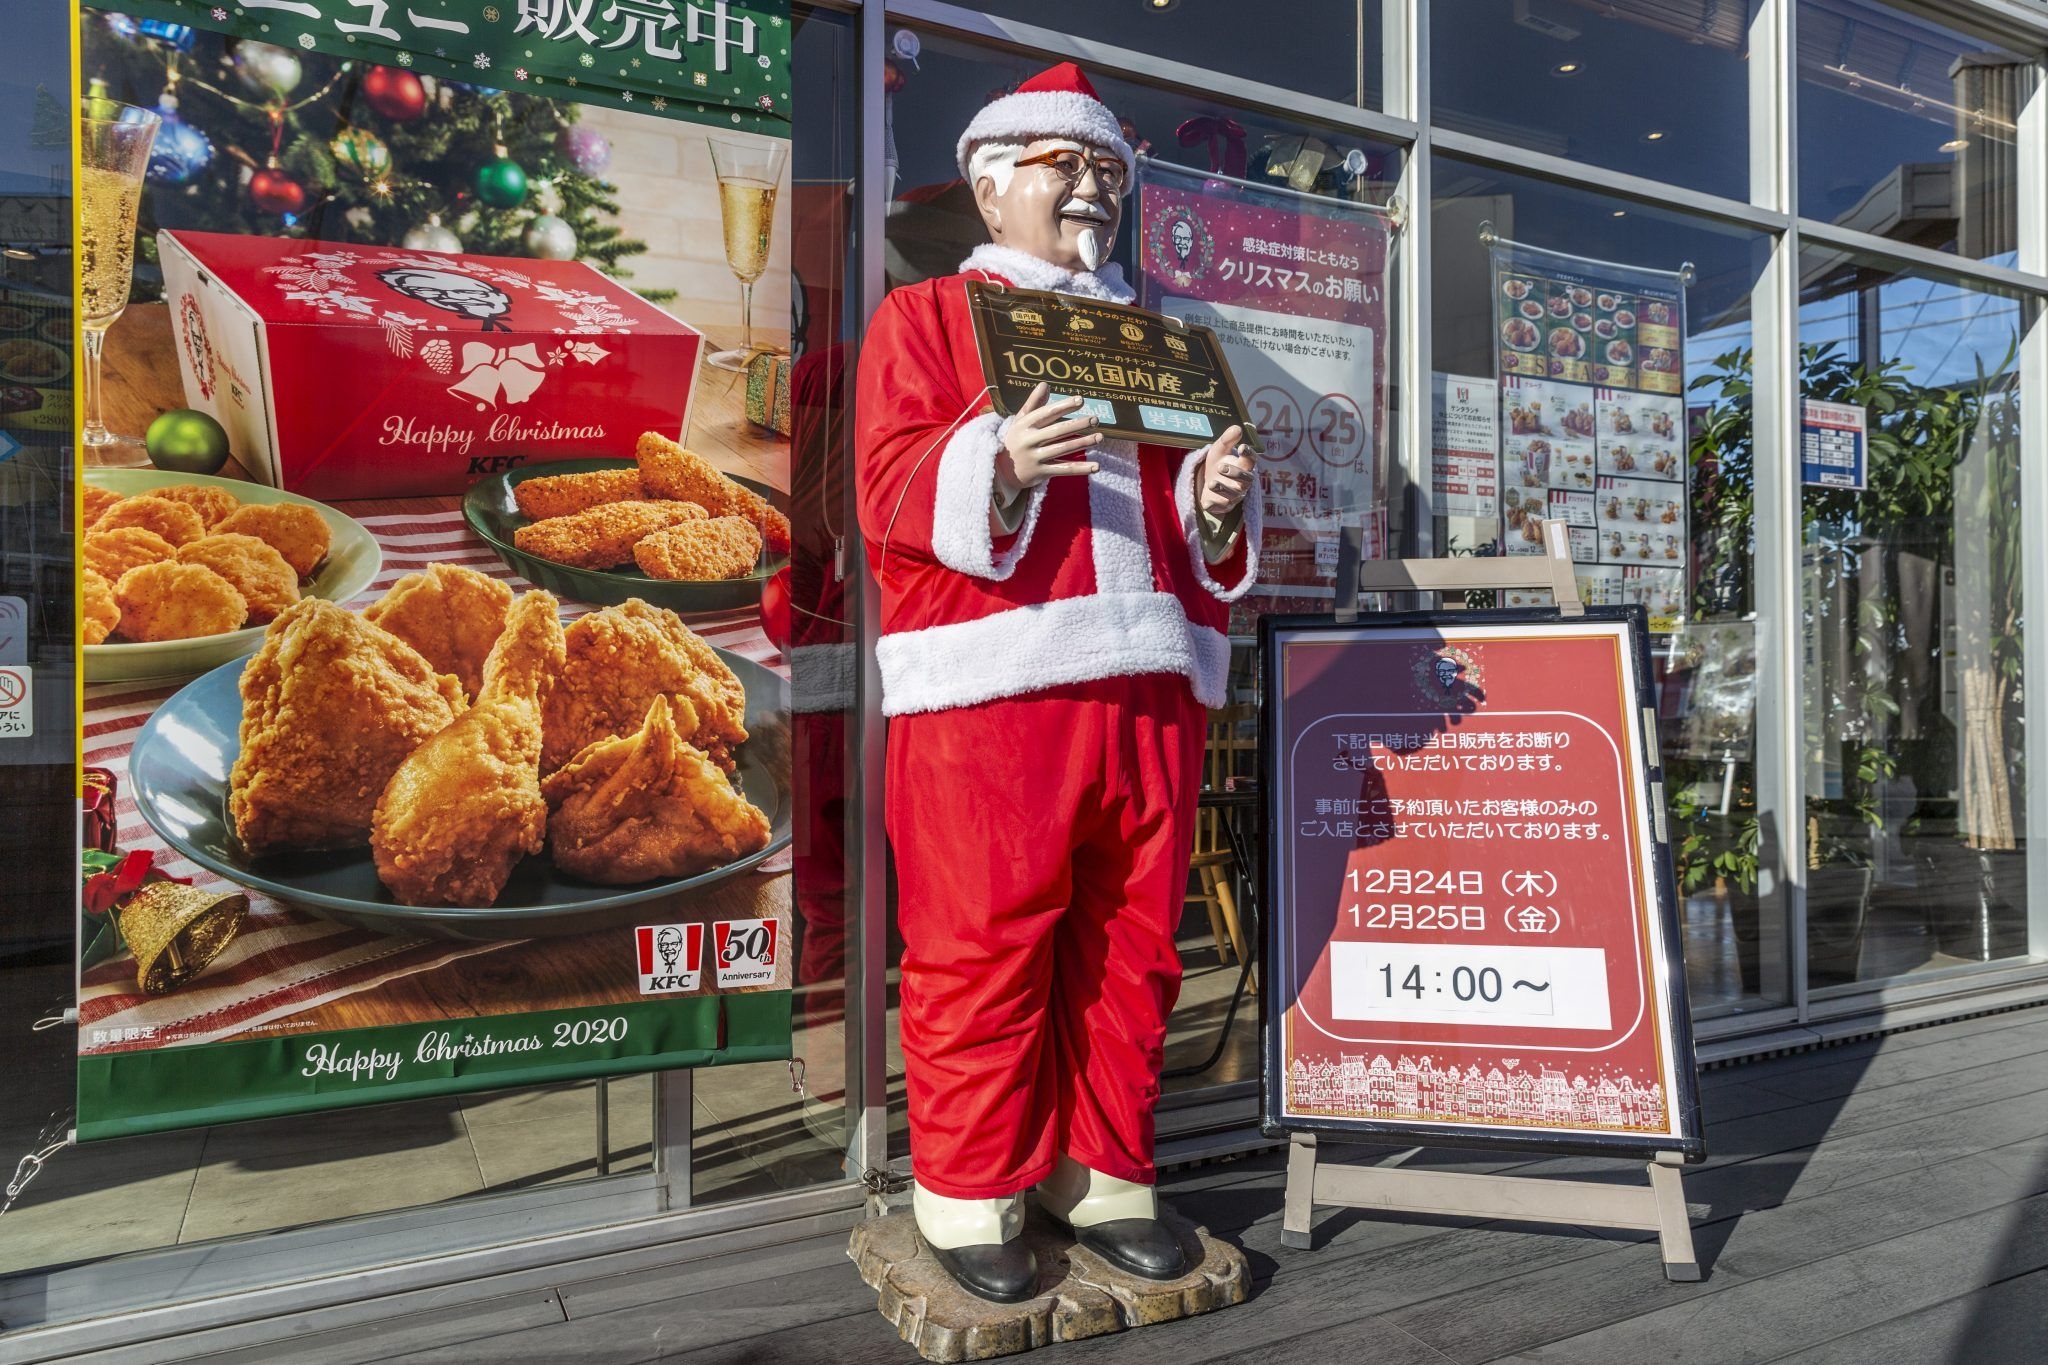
[1261,610,1703,1156]
[1493,243,1690,633]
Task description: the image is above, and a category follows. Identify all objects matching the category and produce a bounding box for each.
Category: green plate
[84,469,383,684]
[127,647,791,940]
[464,457,787,614]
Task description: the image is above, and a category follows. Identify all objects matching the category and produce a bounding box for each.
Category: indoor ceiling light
[1642,130,1667,142]
[1612,210,1627,218]
[1,247,33,260]
[1553,62,1582,76]
[1940,138,1969,152]
[1144,0,1179,11]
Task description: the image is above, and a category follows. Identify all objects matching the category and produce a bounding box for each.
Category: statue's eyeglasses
[1015,148,1127,194]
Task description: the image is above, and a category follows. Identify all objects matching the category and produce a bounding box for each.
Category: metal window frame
[9,0,2048,1353]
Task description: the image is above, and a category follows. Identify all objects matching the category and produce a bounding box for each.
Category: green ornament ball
[330,126,391,179]
[475,155,529,209]
[145,409,231,475]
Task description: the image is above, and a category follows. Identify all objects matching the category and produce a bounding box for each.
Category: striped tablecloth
[81,509,786,1054]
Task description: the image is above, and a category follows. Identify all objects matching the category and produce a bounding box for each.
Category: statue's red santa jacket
[855,244,1260,717]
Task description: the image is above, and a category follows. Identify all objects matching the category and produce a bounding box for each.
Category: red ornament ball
[759,565,791,653]
[249,166,306,215]
[362,64,427,121]
[883,59,907,94]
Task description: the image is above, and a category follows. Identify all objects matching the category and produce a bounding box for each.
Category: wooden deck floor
[268,1005,2048,1364]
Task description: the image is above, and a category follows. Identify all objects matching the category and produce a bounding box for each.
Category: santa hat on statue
[955,62,1136,188]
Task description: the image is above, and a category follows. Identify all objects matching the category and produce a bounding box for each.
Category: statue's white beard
[1075,226,1106,272]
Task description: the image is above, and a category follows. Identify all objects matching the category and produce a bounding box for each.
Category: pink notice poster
[1137,163,1391,621]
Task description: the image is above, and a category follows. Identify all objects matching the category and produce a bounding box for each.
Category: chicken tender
[84,527,177,583]
[512,500,707,571]
[114,562,249,642]
[153,482,242,529]
[512,467,648,521]
[215,503,332,579]
[635,432,790,553]
[541,599,748,774]
[82,484,123,527]
[542,694,771,884]
[91,495,206,547]
[373,592,565,906]
[361,562,513,700]
[632,516,764,581]
[178,533,300,625]
[229,599,467,854]
[82,569,119,645]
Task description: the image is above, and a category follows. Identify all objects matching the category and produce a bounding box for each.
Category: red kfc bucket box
[158,231,702,499]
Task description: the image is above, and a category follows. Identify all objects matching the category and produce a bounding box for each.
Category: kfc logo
[713,918,779,988]
[634,922,704,994]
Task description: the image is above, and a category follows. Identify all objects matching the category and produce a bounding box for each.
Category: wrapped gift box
[745,350,792,436]
[158,231,704,500]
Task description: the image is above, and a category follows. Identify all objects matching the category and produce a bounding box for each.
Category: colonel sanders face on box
[377,266,512,330]
[970,138,1125,274]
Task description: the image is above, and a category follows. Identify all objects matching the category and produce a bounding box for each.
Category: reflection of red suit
[855,244,1260,1198]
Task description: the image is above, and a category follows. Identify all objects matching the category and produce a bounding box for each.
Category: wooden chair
[1189,702,1257,986]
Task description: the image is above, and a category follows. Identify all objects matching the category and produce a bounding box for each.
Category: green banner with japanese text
[124,0,791,131]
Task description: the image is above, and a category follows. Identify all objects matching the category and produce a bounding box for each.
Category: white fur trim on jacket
[1087,439,1152,594]
[1176,446,1261,602]
[961,244,1134,304]
[956,91,1136,184]
[930,412,1045,581]
[792,642,858,715]
[876,591,1230,717]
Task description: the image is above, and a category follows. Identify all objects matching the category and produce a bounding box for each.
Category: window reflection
[1797,0,2034,264]
[1432,158,1785,1015]
[1433,0,1756,202]
[1798,250,2032,988]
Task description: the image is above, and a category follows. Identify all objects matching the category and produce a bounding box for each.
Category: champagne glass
[706,136,788,371]
[79,99,159,466]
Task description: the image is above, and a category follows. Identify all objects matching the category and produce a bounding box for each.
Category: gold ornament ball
[145,409,231,475]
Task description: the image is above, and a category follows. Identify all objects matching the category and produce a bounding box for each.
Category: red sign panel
[1262,609,1703,1156]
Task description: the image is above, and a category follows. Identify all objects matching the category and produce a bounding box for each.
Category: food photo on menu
[72,9,804,1133]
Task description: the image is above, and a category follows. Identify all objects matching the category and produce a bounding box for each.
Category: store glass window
[1796,0,2036,265]
[1797,248,2033,991]
[883,30,1405,1123]
[4,3,858,1302]
[1431,156,1788,1017]
[1432,0,1756,203]
[955,0,1380,110]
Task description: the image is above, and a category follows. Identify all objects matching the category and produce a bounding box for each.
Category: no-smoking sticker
[0,666,31,738]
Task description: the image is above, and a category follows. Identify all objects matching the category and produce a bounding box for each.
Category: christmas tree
[82,13,661,303]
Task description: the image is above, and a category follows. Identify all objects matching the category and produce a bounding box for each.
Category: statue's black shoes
[929,1240,1039,1304]
[1074,1218,1189,1281]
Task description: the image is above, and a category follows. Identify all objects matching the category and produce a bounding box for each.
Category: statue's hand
[1198,425,1254,517]
[996,382,1102,496]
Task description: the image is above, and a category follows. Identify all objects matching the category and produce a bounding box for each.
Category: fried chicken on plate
[229,599,467,855]
[92,495,206,547]
[362,562,513,700]
[115,562,248,642]
[542,694,771,884]
[632,516,763,581]
[216,502,332,579]
[635,433,791,553]
[372,591,565,906]
[541,599,748,774]
[178,533,300,624]
[512,500,707,571]
[512,467,647,521]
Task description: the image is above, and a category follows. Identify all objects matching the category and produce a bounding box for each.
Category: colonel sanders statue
[855,63,1259,1303]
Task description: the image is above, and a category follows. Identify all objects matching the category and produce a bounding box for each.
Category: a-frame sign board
[1264,519,1704,1282]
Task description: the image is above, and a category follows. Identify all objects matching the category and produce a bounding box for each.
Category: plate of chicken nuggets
[125,577,791,939]
[463,438,790,613]
[83,470,382,684]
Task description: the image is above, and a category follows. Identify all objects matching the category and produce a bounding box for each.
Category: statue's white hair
[967,141,1028,196]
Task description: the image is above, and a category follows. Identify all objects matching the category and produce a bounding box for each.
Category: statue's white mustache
[1058,198,1113,223]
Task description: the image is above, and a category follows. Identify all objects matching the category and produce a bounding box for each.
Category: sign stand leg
[1280,1131,1318,1250]
[1648,1150,1701,1281]
[1279,1137,1701,1280]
